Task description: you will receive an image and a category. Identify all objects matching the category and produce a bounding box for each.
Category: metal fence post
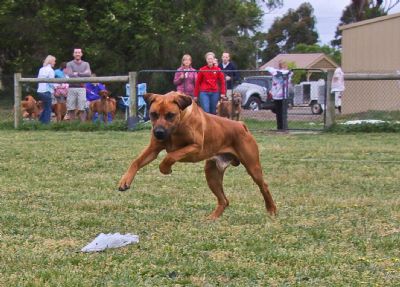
[281,73,289,131]
[128,72,137,117]
[325,69,335,128]
[14,73,22,129]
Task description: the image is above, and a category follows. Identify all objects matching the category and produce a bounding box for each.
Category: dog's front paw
[118,174,132,191]
[159,163,172,175]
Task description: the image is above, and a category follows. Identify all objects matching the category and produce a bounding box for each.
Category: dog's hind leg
[204,159,229,220]
[236,141,277,216]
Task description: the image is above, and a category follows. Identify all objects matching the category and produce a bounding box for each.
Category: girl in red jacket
[194,52,226,114]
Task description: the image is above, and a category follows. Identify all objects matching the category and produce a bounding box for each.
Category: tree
[0,0,287,97]
[292,43,341,66]
[332,0,400,47]
[261,3,319,62]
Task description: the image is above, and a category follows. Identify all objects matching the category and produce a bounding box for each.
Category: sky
[262,0,400,45]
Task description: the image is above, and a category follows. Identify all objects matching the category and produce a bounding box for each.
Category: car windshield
[244,78,269,89]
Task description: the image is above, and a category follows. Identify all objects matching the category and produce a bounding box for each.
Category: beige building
[340,12,400,114]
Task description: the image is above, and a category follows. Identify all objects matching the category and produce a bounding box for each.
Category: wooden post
[14,73,22,129]
[325,69,335,128]
[128,72,137,117]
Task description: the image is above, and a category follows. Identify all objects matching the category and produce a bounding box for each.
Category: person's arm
[218,71,226,97]
[194,71,203,98]
[173,70,184,86]
[48,68,55,90]
[231,62,240,83]
[78,63,91,77]
[65,62,75,77]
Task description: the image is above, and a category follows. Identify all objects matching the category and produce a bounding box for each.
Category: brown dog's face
[144,91,192,141]
[99,90,109,99]
[232,93,242,105]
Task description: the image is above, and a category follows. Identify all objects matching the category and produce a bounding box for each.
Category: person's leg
[199,92,210,113]
[66,89,77,120]
[38,92,52,124]
[275,100,283,130]
[77,88,87,122]
[209,92,220,115]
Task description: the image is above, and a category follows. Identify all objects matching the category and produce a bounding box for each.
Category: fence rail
[344,73,400,81]
[14,70,400,130]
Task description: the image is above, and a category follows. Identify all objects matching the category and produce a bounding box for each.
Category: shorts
[52,95,67,105]
[67,88,86,111]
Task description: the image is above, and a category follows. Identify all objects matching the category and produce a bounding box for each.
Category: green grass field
[0,128,399,286]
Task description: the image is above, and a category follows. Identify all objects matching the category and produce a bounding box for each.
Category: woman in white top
[37,55,56,123]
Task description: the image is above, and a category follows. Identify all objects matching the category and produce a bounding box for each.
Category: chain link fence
[135,69,329,131]
[337,73,400,124]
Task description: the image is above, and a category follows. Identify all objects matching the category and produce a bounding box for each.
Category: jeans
[199,92,220,114]
[37,91,52,124]
[274,99,285,130]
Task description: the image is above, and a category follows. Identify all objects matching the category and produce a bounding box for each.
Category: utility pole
[255,41,259,69]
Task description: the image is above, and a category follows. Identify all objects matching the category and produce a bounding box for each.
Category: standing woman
[37,55,56,124]
[194,52,226,114]
[173,54,197,98]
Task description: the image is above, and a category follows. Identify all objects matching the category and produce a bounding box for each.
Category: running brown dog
[217,92,242,121]
[118,91,277,219]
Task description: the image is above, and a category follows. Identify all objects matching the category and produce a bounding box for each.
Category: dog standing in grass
[88,90,116,123]
[217,92,242,121]
[118,91,276,220]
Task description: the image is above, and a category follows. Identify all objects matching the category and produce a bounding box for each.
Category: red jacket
[194,65,226,98]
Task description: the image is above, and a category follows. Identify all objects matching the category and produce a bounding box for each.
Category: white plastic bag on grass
[81,233,139,252]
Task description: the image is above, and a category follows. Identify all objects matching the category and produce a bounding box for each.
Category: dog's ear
[144,93,156,106]
[174,93,192,110]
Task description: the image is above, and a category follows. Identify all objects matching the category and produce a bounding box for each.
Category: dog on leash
[216,92,242,121]
[21,95,41,120]
[118,91,277,220]
[88,90,116,123]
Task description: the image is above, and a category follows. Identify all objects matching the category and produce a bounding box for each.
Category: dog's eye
[165,112,176,121]
[150,112,159,120]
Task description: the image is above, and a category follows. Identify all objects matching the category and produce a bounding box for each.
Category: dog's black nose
[153,126,167,140]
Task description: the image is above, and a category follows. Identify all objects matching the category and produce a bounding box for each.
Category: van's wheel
[245,96,261,111]
[311,101,323,115]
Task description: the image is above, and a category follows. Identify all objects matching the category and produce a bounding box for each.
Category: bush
[326,122,400,133]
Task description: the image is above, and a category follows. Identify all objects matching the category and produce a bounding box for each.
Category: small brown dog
[118,91,276,220]
[88,90,116,123]
[21,95,41,120]
[217,92,242,121]
[52,102,67,122]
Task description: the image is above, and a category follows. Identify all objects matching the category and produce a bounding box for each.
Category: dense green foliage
[0,0,274,96]
[262,3,319,62]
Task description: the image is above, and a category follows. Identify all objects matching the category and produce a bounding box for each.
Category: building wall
[341,13,400,114]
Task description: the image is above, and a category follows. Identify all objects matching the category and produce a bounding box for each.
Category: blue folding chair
[118,83,148,121]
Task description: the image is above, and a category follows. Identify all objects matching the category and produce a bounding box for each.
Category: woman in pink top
[173,54,197,98]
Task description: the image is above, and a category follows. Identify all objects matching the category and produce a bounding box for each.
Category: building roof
[259,53,338,71]
[340,12,400,31]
